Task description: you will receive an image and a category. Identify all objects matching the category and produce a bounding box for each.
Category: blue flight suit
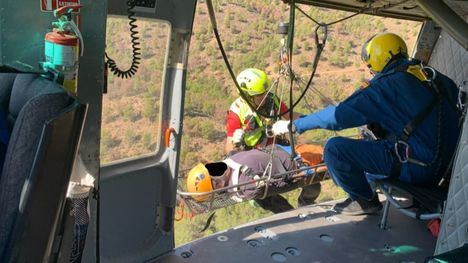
[293,59,460,200]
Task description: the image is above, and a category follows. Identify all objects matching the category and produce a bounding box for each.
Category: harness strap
[223,158,250,193]
[401,92,440,142]
[392,64,445,168]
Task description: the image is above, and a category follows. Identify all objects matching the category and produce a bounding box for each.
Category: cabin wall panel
[430,30,468,255]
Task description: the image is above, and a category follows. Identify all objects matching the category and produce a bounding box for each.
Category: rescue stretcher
[177,163,329,215]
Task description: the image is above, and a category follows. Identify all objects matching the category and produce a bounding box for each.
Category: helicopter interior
[0,0,466,262]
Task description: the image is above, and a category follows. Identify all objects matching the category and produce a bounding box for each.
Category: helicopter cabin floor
[153,194,437,263]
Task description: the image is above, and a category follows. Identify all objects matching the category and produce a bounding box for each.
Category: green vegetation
[101,18,168,163]
[102,0,421,246]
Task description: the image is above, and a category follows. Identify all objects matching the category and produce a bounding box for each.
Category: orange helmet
[186,162,230,202]
[186,163,213,201]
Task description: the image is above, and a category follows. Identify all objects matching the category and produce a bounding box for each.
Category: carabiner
[423,66,437,82]
[394,140,410,163]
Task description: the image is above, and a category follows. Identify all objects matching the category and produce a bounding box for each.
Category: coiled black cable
[105,0,141,79]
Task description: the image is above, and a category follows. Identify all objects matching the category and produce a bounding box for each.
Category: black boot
[255,195,294,214]
[333,195,382,215]
[298,183,321,207]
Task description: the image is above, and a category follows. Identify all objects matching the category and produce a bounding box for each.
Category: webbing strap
[392,65,444,168]
[223,158,249,193]
[401,76,441,141]
[401,95,440,141]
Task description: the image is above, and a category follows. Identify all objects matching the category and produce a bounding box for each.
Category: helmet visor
[361,34,375,64]
[361,42,370,63]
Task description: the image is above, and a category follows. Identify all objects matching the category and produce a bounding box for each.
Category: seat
[0,73,86,261]
[375,177,448,229]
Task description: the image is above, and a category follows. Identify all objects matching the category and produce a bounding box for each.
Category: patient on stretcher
[185,145,326,211]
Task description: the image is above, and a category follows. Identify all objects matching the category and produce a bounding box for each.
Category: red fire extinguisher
[43,5,83,93]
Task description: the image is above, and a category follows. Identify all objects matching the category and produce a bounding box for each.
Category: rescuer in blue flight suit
[272,33,460,215]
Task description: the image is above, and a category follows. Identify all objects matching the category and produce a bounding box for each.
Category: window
[101,17,169,164]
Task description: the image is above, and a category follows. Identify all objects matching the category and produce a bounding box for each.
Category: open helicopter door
[80,1,198,262]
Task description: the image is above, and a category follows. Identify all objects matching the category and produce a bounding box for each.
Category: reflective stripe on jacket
[229,94,280,147]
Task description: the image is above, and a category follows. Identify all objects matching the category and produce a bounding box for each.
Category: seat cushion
[0,73,69,257]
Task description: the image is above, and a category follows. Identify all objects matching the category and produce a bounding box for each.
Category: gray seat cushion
[0,73,69,257]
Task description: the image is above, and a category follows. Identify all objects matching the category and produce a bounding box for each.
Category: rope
[174,200,185,221]
[287,0,298,159]
[206,0,277,119]
[206,0,321,119]
[203,0,414,195]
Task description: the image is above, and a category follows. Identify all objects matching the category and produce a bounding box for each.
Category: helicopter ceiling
[296,0,428,20]
[296,0,466,20]
[295,0,468,49]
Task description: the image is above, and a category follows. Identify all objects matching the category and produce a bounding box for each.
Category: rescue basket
[177,163,328,215]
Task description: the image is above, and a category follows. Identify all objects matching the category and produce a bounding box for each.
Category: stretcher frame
[177,163,329,214]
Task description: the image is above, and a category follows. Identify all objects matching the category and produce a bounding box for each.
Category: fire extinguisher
[43,5,83,93]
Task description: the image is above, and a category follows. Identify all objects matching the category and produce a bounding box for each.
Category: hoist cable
[287,0,298,159]
[206,0,313,119]
[206,0,412,143]
[205,0,272,119]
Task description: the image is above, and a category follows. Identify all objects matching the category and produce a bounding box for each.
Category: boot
[333,195,382,215]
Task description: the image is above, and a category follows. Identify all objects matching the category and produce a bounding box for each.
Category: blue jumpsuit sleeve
[293,89,375,134]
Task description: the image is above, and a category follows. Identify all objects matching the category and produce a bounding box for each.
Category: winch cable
[259,0,407,169]
[294,73,336,108]
[287,0,298,159]
[179,1,419,219]
[206,0,320,119]
[206,0,411,119]
[204,0,413,177]
[205,0,272,119]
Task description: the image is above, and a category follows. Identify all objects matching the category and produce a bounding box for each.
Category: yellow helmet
[361,33,408,73]
[236,68,270,96]
[186,163,213,201]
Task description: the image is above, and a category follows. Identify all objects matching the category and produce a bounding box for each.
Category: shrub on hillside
[101,130,121,151]
[143,97,158,121]
[121,105,141,122]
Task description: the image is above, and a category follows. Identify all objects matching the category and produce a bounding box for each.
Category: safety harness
[231,94,282,147]
[223,158,250,200]
[387,62,458,177]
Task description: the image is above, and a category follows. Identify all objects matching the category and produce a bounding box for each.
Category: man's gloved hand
[232,129,245,145]
[272,120,294,136]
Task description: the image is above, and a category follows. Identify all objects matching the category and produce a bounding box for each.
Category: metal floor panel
[152,197,436,263]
